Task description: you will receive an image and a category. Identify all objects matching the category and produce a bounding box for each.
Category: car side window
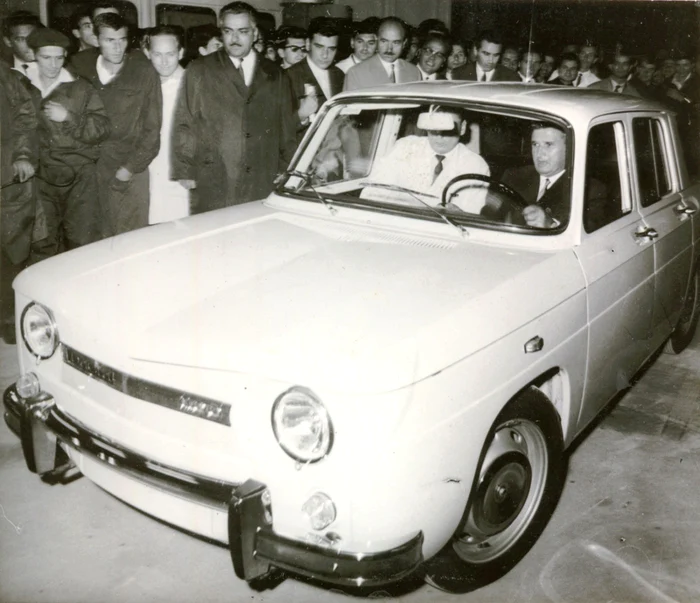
[632,118,672,207]
[584,122,629,233]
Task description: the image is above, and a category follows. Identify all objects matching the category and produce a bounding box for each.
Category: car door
[631,115,694,334]
[575,119,657,429]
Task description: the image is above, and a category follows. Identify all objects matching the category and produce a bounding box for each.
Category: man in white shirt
[335,19,377,74]
[365,106,490,213]
[144,25,189,224]
[343,17,420,91]
[416,34,450,81]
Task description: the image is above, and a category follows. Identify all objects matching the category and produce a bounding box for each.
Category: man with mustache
[172,1,296,213]
[343,17,420,91]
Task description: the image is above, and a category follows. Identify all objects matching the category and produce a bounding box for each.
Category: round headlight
[21,303,59,359]
[272,387,333,463]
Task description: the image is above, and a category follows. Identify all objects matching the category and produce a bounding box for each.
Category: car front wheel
[423,387,565,593]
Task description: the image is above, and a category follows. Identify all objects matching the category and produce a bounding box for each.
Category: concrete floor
[2,335,700,603]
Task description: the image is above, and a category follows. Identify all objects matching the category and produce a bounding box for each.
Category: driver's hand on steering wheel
[523,204,557,228]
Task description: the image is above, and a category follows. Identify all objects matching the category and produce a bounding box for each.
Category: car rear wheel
[423,387,565,593]
[664,271,700,354]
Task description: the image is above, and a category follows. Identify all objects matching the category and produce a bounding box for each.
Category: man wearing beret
[69,12,161,237]
[24,28,111,262]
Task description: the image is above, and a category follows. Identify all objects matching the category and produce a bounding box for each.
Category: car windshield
[280,99,572,234]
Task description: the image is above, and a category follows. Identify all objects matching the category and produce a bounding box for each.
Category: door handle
[634,228,659,241]
[674,204,697,216]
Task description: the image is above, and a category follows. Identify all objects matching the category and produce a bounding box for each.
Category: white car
[5,83,700,594]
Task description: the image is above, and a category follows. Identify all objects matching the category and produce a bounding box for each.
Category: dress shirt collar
[96,54,122,84]
[229,51,256,86]
[475,64,493,82]
[377,55,398,78]
[418,66,437,81]
[518,71,535,83]
[306,56,332,99]
[13,56,32,74]
[540,170,565,191]
[26,63,74,97]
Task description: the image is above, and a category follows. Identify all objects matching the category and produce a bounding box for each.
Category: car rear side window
[584,122,629,233]
[632,118,672,207]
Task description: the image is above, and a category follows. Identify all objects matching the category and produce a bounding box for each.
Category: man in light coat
[343,17,420,91]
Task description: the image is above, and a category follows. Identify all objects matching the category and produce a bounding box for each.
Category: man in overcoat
[172,1,297,214]
[0,61,38,343]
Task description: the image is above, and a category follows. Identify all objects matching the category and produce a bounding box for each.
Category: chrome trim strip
[62,345,231,426]
[44,402,237,509]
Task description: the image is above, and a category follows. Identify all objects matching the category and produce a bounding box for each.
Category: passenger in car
[364,106,490,212]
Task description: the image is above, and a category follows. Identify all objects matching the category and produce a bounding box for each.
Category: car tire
[423,387,565,594]
[664,271,700,355]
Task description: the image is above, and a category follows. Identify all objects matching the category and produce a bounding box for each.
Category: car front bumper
[3,383,424,588]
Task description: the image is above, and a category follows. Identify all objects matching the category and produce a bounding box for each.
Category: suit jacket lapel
[370,55,390,85]
[248,53,273,100]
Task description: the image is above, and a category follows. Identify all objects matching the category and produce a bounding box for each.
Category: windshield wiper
[279,169,337,215]
[360,182,468,237]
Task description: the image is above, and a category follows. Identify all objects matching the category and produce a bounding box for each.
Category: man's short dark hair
[558,51,580,69]
[417,18,449,38]
[475,29,504,49]
[352,18,378,38]
[532,121,565,135]
[219,1,257,27]
[377,16,407,39]
[70,7,92,31]
[3,11,42,38]
[190,23,221,50]
[420,33,451,55]
[93,13,129,37]
[144,24,184,50]
[273,25,306,49]
[307,17,339,40]
[91,2,121,19]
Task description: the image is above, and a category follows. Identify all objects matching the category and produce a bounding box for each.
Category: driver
[365,105,490,212]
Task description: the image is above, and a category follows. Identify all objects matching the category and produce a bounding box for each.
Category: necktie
[389,63,395,83]
[614,84,623,93]
[537,177,551,201]
[574,73,581,87]
[432,154,445,183]
[21,63,28,74]
[479,72,485,82]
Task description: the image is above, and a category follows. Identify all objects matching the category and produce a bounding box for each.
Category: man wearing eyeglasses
[417,34,450,81]
[286,18,344,138]
[274,25,307,70]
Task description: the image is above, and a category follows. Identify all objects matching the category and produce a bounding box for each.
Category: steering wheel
[441,173,528,223]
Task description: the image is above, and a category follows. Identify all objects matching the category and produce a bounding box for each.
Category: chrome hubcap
[454,419,547,564]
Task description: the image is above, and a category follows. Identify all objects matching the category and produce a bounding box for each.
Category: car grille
[62,345,231,426]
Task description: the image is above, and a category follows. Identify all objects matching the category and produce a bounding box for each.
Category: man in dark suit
[343,17,420,91]
[172,1,297,214]
[416,33,450,81]
[451,30,520,82]
[286,18,344,139]
[500,123,606,229]
[588,50,641,97]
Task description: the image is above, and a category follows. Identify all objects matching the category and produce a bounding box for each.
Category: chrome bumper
[3,383,424,588]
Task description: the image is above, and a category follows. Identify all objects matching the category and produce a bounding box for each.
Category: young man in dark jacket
[70,12,161,237]
[25,28,111,261]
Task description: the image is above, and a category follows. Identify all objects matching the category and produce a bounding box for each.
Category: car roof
[335,81,669,124]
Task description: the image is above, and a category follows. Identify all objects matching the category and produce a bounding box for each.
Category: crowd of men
[1,1,700,343]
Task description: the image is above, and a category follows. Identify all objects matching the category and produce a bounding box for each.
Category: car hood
[18,203,584,394]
